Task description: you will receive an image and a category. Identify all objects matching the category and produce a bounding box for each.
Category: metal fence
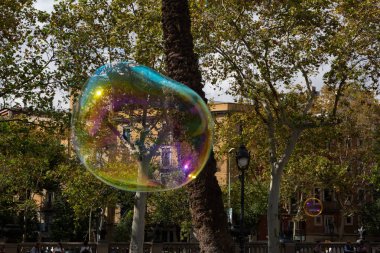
[16,242,96,253]
[5,241,380,253]
[108,242,151,253]
[161,242,199,253]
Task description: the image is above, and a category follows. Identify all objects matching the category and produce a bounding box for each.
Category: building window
[324,216,335,234]
[357,189,365,203]
[345,216,353,226]
[161,146,171,169]
[314,216,322,226]
[290,197,297,214]
[324,189,334,202]
[122,126,131,142]
[314,188,321,200]
[46,192,54,206]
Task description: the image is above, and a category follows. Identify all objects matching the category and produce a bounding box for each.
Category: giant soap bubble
[72,62,213,192]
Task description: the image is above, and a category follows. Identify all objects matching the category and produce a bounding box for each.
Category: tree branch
[279,128,302,169]
[332,75,347,117]
[263,102,278,164]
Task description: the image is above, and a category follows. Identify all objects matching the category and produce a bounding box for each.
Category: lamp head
[236,144,250,171]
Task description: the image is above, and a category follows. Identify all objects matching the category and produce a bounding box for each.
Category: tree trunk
[129,192,147,253]
[129,118,151,253]
[267,130,301,253]
[188,153,234,252]
[106,206,115,241]
[338,210,345,241]
[161,0,234,252]
[267,164,282,253]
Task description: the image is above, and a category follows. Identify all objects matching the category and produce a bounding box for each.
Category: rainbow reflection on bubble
[71,61,213,192]
[304,197,323,217]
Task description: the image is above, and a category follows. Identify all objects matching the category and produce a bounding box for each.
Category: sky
[35,0,56,12]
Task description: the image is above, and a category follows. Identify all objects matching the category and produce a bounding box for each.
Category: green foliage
[0,119,67,241]
[146,188,191,226]
[362,197,380,235]
[49,0,163,102]
[114,210,133,242]
[49,193,78,241]
[373,125,380,167]
[59,160,120,219]
[228,177,268,229]
[0,121,65,206]
[283,87,380,221]
[0,0,57,109]
[1,0,379,245]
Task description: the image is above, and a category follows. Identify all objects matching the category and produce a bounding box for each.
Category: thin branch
[299,66,312,93]
[263,101,277,164]
[262,45,280,106]
[228,19,258,61]
[332,75,347,117]
[302,87,317,115]
[279,128,302,169]
[210,43,247,82]
[253,97,268,124]
[106,121,139,156]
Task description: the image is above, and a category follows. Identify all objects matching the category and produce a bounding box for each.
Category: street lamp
[236,144,250,253]
[227,148,236,225]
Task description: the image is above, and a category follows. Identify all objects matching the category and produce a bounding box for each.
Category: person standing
[30,243,41,253]
[53,243,64,253]
[344,241,355,253]
[357,240,367,253]
[80,241,92,253]
[313,241,322,253]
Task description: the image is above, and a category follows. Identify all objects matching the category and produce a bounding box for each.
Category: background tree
[50,0,162,247]
[59,159,135,242]
[49,192,85,241]
[146,189,191,242]
[362,167,380,235]
[0,117,66,242]
[213,110,270,234]
[50,0,163,100]
[281,86,380,240]
[0,0,57,110]
[192,1,379,251]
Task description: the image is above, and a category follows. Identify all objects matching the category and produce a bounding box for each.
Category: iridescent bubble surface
[304,198,323,217]
[72,61,213,192]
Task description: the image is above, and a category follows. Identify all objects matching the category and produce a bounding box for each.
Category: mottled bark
[161,0,234,252]
[267,166,281,253]
[188,152,235,253]
[267,128,301,253]
[129,192,147,253]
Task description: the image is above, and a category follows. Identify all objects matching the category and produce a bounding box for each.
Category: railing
[295,242,380,253]
[246,242,269,253]
[161,242,199,253]
[108,242,151,253]
[3,241,380,253]
[295,242,346,253]
[17,242,97,253]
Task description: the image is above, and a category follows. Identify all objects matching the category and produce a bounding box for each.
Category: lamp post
[227,148,236,225]
[236,144,250,253]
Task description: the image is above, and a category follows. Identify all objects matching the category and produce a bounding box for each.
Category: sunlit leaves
[0,0,56,110]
